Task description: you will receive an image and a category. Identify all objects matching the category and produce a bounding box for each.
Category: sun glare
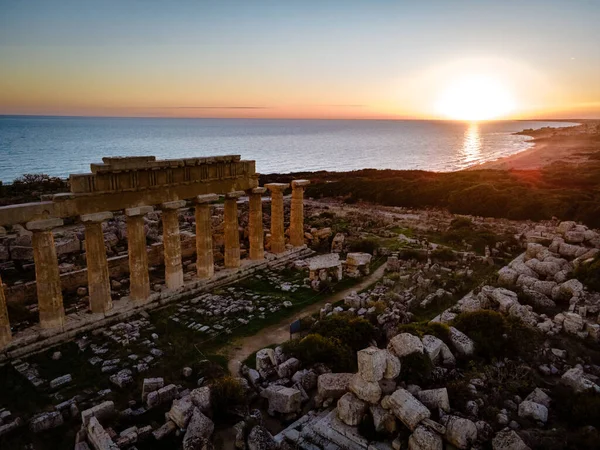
[435,75,516,121]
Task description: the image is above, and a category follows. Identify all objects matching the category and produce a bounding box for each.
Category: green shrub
[573,255,600,291]
[282,334,354,372]
[311,315,378,351]
[348,238,378,254]
[452,310,539,360]
[399,352,434,384]
[209,376,247,418]
[431,247,456,262]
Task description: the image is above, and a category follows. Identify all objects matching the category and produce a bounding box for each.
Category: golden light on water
[461,122,482,165]
[435,75,516,121]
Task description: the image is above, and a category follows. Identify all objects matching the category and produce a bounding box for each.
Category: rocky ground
[1,198,598,449]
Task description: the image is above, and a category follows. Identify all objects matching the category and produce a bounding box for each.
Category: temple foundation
[290,180,310,247]
[82,212,114,314]
[160,200,186,290]
[248,187,266,260]
[27,218,65,330]
[125,206,153,303]
[265,183,289,254]
[224,191,244,269]
[195,194,218,279]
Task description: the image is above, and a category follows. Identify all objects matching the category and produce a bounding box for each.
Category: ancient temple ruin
[0,155,309,360]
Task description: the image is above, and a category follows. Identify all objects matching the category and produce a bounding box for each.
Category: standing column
[265,183,289,254]
[0,274,11,348]
[195,194,218,279]
[125,206,154,303]
[290,180,310,247]
[160,200,186,290]
[248,187,266,260]
[81,212,113,314]
[26,218,65,330]
[224,191,244,269]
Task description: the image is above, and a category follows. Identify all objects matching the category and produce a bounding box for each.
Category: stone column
[248,187,266,260]
[81,212,114,314]
[26,218,65,330]
[265,183,289,254]
[224,191,244,269]
[0,274,11,348]
[195,194,218,279]
[160,200,186,290]
[125,206,154,303]
[290,180,310,247]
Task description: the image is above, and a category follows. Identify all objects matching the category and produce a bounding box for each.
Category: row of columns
[0,180,309,346]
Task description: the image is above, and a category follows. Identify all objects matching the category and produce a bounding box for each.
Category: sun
[435,75,516,121]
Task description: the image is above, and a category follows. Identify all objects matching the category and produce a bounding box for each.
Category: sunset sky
[1,0,599,120]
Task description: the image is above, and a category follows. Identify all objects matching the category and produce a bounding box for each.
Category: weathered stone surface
[415,388,450,413]
[357,347,387,382]
[408,425,443,450]
[561,368,600,393]
[183,408,214,450]
[370,404,397,434]
[81,401,115,426]
[349,373,382,404]
[525,388,551,408]
[383,350,401,379]
[492,429,531,450]
[168,396,194,428]
[87,416,119,450]
[190,386,211,412]
[109,369,133,388]
[29,411,64,433]
[142,377,164,401]
[388,388,430,431]
[448,327,474,356]
[152,420,177,440]
[518,400,548,423]
[497,267,518,285]
[337,392,367,426]
[317,373,353,400]
[261,385,301,414]
[441,415,477,449]
[563,313,584,334]
[489,288,518,313]
[388,333,424,358]
[277,357,301,379]
[247,425,278,450]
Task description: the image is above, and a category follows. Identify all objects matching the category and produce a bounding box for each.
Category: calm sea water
[0,116,577,182]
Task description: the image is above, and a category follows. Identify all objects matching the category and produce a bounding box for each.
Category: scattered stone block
[388,333,424,358]
[183,408,214,450]
[337,392,367,426]
[349,373,382,404]
[168,396,194,428]
[261,385,301,414]
[388,388,430,431]
[317,373,353,401]
[441,415,477,449]
[448,327,474,356]
[191,386,211,412]
[49,374,72,389]
[152,420,177,440]
[109,369,133,388]
[492,429,531,450]
[415,388,450,413]
[87,416,118,450]
[357,347,387,382]
[142,377,164,402]
[518,401,548,423]
[81,401,115,426]
[409,425,443,450]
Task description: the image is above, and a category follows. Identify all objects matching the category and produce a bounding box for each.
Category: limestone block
[488,288,519,312]
[317,373,353,400]
[357,347,387,382]
[337,392,367,426]
[492,429,531,450]
[370,404,397,434]
[168,396,194,428]
[441,415,477,449]
[388,388,430,431]
[81,401,115,426]
[384,350,401,379]
[109,369,133,388]
[29,411,64,433]
[349,373,382,404]
[558,279,584,300]
[518,400,548,423]
[247,425,278,450]
[260,385,301,414]
[408,425,443,450]
[448,327,475,356]
[183,408,214,450]
[142,377,164,402]
[277,357,301,379]
[87,416,119,450]
[256,348,276,373]
[563,313,584,334]
[26,218,63,232]
[561,368,600,393]
[422,335,443,363]
[415,388,450,413]
[152,421,177,440]
[387,333,424,358]
[191,386,211,412]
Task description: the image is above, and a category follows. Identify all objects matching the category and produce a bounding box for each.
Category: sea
[0,116,578,183]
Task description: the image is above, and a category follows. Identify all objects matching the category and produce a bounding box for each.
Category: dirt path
[226,263,387,375]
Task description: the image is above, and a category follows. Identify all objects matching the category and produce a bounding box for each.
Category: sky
[0,0,599,120]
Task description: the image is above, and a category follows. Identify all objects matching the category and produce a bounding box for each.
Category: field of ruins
[1,155,599,450]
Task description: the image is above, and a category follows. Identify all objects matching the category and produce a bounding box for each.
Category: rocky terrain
[1,198,599,450]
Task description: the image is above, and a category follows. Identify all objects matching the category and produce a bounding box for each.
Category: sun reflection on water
[462,122,482,164]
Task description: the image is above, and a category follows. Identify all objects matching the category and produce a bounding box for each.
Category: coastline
[467,120,600,171]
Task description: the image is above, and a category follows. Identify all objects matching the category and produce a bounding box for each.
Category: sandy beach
[468,120,600,170]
